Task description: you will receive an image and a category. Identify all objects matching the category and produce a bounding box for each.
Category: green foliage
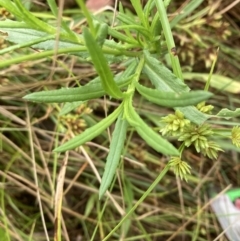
[54,103,124,152]
[135,82,213,107]
[99,114,128,199]
[0,0,239,218]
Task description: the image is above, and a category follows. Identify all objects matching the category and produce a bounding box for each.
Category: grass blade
[170,0,204,28]
[155,0,183,79]
[129,0,148,29]
[102,165,170,241]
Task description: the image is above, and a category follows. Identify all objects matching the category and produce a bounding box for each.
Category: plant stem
[102,164,170,241]
[155,0,183,80]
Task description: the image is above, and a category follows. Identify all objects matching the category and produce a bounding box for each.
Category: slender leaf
[129,0,148,29]
[135,83,213,107]
[117,12,140,26]
[177,106,209,124]
[170,0,204,28]
[216,108,240,120]
[83,28,123,99]
[102,165,170,241]
[143,52,210,125]
[75,0,95,36]
[23,69,134,103]
[0,0,23,19]
[114,25,151,39]
[54,104,124,152]
[183,72,240,94]
[14,0,56,34]
[107,27,139,45]
[125,102,179,156]
[95,22,108,47]
[121,178,133,237]
[143,52,189,93]
[0,34,54,55]
[99,114,128,199]
[0,20,82,48]
[0,25,82,51]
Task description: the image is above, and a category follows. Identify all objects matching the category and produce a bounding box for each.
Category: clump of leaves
[0,0,240,204]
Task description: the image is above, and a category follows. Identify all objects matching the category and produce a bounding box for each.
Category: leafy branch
[1,0,239,204]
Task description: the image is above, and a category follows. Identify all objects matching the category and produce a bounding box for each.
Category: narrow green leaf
[135,83,213,107]
[23,71,133,103]
[75,0,95,36]
[84,194,97,217]
[123,93,140,127]
[177,106,209,124]
[121,178,133,237]
[126,104,179,156]
[14,0,56,34]
[54,104,123,152]
[129,0,148,29]
[0,33,54,55]
[46,0,79,41]
[0,0,23,19]
[83,28,123,99]
[0,19,83,48]
[143,52,189,93]
[216,108,240,120]
[102,165,170,241]
[117,12,140,26]
[95,22,108,47]
[99,114,128,199]
[143,52,210,125]
[170,0,204,28]
[107,28,139,45]
[183,72,240,94]
[114,25,151,39]
[0,25,82,51]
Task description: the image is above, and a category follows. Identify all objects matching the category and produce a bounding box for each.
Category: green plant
[1,0,240,240]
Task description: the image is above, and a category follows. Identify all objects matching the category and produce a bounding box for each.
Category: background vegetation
[0,0,240,240]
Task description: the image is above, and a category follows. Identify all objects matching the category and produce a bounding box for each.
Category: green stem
[178,142,186,157]
[155,0,183,80]
[0,35,54,55]
[0,46,138,69]
[75,0,95,36]
[102,165,170,241]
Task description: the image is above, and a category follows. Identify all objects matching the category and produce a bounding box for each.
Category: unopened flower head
[197,102,214,114]
[160,110,190,136]
[168,157,191,182]
[202,141,223,159]
[178,124,213,153]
